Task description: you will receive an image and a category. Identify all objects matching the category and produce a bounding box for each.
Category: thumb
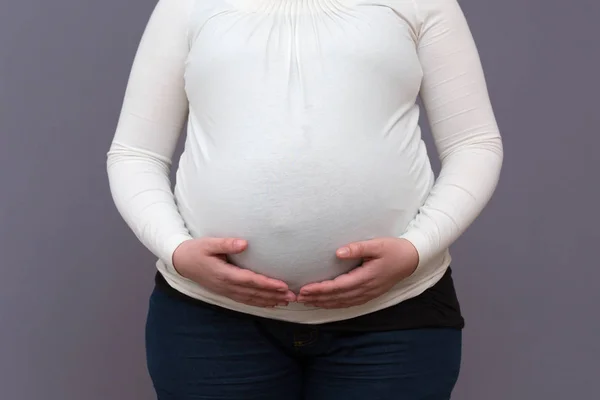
[336,239,383,259]
[203,237,248,255]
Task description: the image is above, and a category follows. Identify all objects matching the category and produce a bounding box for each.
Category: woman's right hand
[171,238,296,308]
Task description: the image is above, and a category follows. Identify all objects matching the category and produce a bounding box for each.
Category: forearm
[107,142,192,270]
[400,137,503,265]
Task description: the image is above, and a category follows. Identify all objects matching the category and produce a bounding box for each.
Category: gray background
[1,0,598,398]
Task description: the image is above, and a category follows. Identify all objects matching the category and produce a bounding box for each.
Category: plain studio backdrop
[1,0,598,399]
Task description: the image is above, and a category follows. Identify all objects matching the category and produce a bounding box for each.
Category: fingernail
[276,287,287,292]
[285,294,296,302]
[337,247,350,257]
[233,239,244,249]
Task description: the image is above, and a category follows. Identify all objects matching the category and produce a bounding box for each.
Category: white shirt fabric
[107,0,503,323]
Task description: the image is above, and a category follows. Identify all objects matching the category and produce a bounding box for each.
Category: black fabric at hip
[153,267,464,332]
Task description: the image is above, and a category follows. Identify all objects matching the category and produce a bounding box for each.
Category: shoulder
[410,0,469,39]
[374,0,461,30]
[413,0,464,19]
[152,0,196,18]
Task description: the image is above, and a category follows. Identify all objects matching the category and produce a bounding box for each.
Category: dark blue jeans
[146,287,462,400]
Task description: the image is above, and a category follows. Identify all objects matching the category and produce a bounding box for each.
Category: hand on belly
[296,237,420,308]
[178,147,419,293]
[227,238,364,294]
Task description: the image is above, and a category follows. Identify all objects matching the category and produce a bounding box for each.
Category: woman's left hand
[296,237,419,309]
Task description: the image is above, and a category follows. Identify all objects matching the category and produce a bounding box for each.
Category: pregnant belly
[176,147,421,292]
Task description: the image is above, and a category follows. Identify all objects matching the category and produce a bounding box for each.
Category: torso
[175,0,434,291]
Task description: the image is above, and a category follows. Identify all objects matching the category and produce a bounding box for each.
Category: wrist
[395,237,420,276]
[398,230,428,269]
[164,234,194,276]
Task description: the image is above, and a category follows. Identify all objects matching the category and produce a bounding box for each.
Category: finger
[299,280,339,297]
[229,287,294,307]
[219,264,295,300]
[203,237,248,255]
[300,286,371,305]
[234,287,296,303]
[229,267,292,292]
[336,239,384,260]
[298,265,373,298]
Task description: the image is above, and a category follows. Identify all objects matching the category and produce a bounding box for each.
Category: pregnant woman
[107,0,503,398]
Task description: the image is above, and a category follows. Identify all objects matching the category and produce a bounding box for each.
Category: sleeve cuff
[398,229,434,270]
[161,233,194,275]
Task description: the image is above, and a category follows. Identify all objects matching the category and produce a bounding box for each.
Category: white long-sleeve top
[107,0,503,323]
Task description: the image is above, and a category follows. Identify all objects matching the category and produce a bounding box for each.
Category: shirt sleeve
[399,0,504,267]
[106,0,195,274]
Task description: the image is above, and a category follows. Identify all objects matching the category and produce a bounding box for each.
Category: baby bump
[176,148,419,292]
